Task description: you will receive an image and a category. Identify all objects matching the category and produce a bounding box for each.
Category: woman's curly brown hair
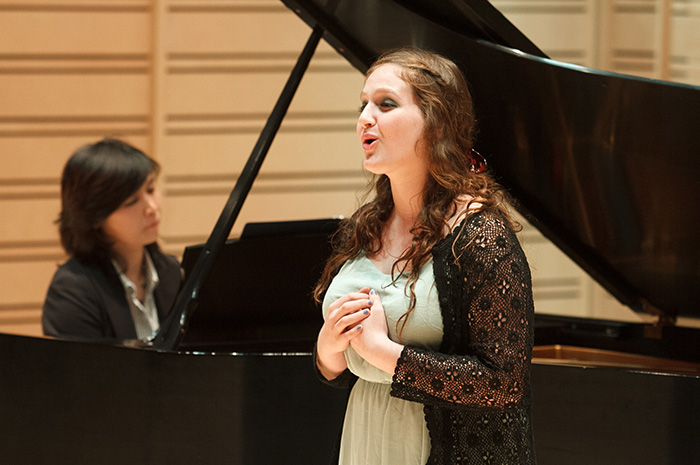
[314,47,514,336]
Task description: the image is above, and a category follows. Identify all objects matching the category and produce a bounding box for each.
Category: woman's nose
[145,194,160,214]
[358,106,375,128]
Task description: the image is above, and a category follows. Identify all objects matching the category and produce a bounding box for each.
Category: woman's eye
[123,197,138,207]
[358,98,397,113]
[379,99,398,109]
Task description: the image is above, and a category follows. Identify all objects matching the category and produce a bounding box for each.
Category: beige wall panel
[495,12,592,55]
[491,0,596,66]
[237,189,360,225]
[589,279,652,323]
[245,183,365,222]
[162,171,365,230]
[165,72,288,114]
[670,69,700,85]
[671,67,700,84]
[161,133,259,176]
[9,136,153,179]
[162,187,359,244]
[531,292,585,317]
[160,194,237,239]
[0,9,149,54]
[671,13,700,83]
[0,199,60,242]
[158,129,364,250]
[0,181,56,208]
[162,130,361,177]
[519,235,590,317]
[263,130,363,173]
[610,8,656,50]
[115,136,155,161]
[672,15,700,55]
[520,238,578,281]
[0,258,57,337]
[166,8,309,53]
[0,313,43,337]
[1,75,150,117]
[290,69,365,111]
[0,257,58,336]
[165,69,360,115]
[0,260,58,306]
[0,137,127,180]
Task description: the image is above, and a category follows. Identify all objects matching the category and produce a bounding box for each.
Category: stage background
[1,0,698,336]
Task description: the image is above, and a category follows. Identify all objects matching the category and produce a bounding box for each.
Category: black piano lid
[282,0,700,322]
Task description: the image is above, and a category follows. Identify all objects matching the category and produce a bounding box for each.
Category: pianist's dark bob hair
[57,138,160,263]
[314,47,514,334]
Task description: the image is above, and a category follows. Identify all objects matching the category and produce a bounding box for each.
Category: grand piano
[1,1,699,464]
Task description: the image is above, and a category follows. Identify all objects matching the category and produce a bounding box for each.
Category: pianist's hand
[316,287,372,381]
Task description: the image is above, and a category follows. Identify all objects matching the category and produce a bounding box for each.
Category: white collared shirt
[112,249,160,341]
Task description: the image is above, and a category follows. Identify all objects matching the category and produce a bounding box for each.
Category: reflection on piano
[1,1,699,464]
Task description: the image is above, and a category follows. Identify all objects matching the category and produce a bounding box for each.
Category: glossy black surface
[283,0,700,320]
[0,333,347,465]
[530,362,700,465]
[178,218,338,352]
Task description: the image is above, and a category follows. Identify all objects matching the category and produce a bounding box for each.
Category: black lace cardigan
[318,210,536,465]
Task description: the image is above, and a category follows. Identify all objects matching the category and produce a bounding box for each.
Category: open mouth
[362,135,377,150]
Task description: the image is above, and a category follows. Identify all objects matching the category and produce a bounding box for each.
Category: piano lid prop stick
[152,25,325,351]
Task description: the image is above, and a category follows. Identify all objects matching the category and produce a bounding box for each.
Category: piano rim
[533,344,700,376]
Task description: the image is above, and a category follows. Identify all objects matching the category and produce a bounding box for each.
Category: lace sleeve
[391,212,534,410]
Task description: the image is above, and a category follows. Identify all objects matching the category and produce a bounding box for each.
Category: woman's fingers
[349,289,389,349]
[336,306,370,334]
[326,290,372,322]
[368,288,381,312]
[319,289,373,350]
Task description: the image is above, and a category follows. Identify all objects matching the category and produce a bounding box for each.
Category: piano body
[1,1,700,464]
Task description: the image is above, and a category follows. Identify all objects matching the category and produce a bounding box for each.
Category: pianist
[313,48,536,465]
[42,138,181,344]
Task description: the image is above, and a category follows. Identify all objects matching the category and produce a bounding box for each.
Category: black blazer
[42,244,182,344]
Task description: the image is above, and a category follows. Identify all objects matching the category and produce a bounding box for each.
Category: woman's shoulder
[444,195,480,233]
[445,194,513,231]
[53,255,104,277]
[50,255,113,287]
[437,208,517,259]
[452,208,512,237]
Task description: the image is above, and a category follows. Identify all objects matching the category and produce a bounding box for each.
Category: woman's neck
[370,175,426,272]
[113,246,146,282]
[388,173,426,229]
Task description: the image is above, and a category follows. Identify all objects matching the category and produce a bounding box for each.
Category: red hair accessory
[468,149,487,173]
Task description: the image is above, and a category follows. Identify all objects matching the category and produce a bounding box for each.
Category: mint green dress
[322,253,444,465]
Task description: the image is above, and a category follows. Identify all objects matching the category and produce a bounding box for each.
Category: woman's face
[357,63,428,179]
[100,174,161,256]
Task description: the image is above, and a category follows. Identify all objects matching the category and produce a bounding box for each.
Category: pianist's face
[100,174,161,257]
[357,64,428,180]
